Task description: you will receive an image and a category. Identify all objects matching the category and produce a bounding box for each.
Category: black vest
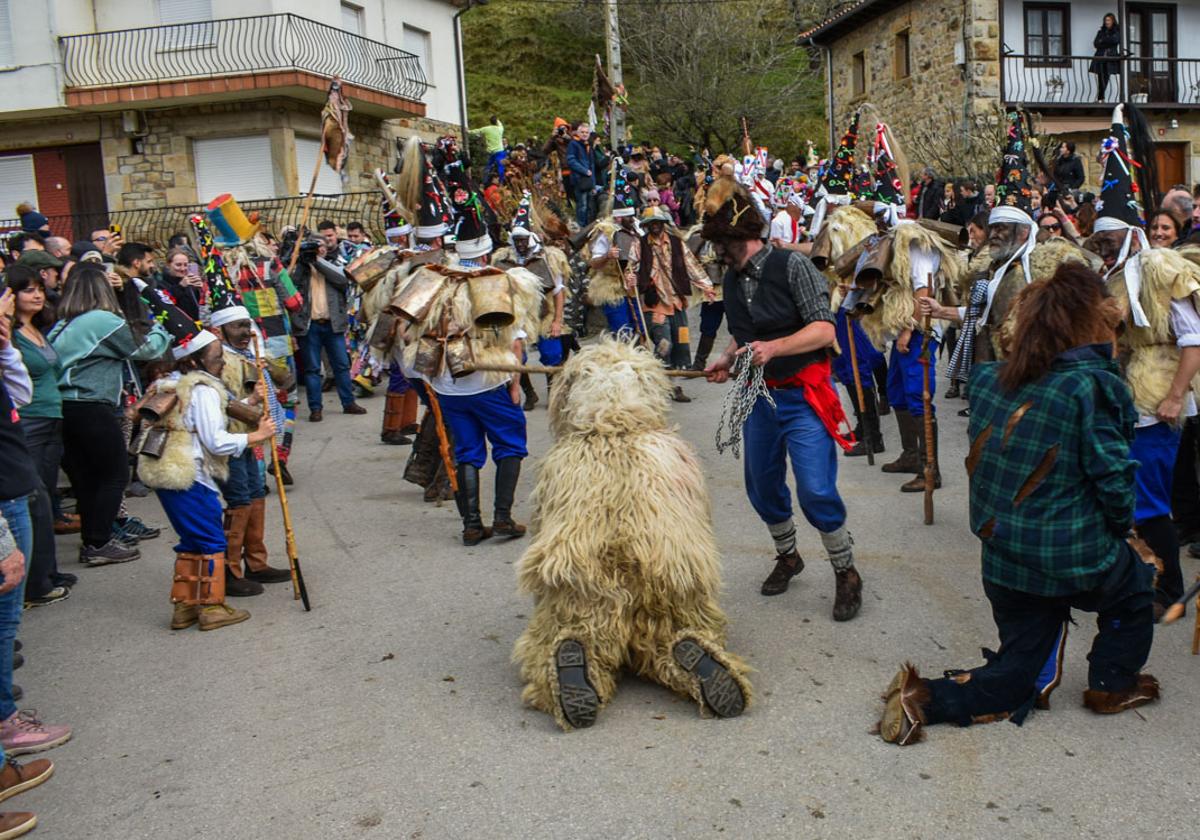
[723,247,829,382]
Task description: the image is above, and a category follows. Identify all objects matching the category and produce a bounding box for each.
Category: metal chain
[714,351,774,459]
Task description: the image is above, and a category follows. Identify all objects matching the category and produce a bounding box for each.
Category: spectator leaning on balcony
[1089,13,1121,103]
[15,203,49,236]
[1052,142,1086,192]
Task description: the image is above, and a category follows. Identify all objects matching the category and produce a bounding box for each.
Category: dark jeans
[300,320,354,411]
[0,495,32,735]
[20,417,63,598]
[574,186,593,227]
[924,543,1154,727]
[1171,415,1200,536]
[61,401,128,548]
[218,448,266,509]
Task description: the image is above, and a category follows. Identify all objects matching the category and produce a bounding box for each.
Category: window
[1024,3,1070,67]
[295,136,346,196]
[158,0,214,49]
[193,137,275,202]
[0,0,13,67]
[894,29,911,79]
[340,2,365,36]
[158,0,213,24]
[403,24,432,84]
[0,155,37,222]
[852,51,866,97]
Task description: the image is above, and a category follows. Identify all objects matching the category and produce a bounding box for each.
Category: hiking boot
[901,419,941,492]
[0,811,36,839]
[492,458,526,540]
[268,460,294,486]
[23,587,69,610]
[343,402,367,415]
[1083,673,1160,714]
[877,664,929,746]
[198,604,251,631]
[0,757,53,803]
[760,551,804,596]
[0,712,71,757]
[80,539,140,567]
[246,566,292,584]
[225,576,263,597]
[672,386,691,403]
[833,567,863,621]
[555,640,599,729]
[672,639,746,718]
[116,516,160,540]
[171,603,199,630]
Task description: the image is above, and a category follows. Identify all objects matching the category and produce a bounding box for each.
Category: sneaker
[198,604,250,631]
[0,757,53,803]
[0,712,71,757]
[111,523,140,545]
[0,811,36,839]
[80,539,140,567]
[124,480,150,498]
[342,402,367,415]
[116,516,160,540]
[24,587,70,610]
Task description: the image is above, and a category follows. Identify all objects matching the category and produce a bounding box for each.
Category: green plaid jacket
[967,344,1138,596]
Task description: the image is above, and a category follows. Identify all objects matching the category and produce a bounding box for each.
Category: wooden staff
[846,315,874,466]
[919,309,935,525]
[423,386,458,494]
[1160,576,1200,655]
[464,362,708,379]
[252,335,311,611]
[288,120,328,274]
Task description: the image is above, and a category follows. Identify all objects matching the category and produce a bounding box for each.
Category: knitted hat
[992,110,1034,215]
[19,210,49,233]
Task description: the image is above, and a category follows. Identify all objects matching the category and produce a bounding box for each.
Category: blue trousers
[0,495,32,731]
[156,484,227,555]
[602,301,637,337]
[387,363,413,395]
[217,448,266,509]
[438,384,528,468]
[1132,421,1181,523]
[743,390,847,533]
[832,310,883,386]
[699,301,725,338]
[575,187,593,227]
[537,336,564,367]
[300,320,354,411]
[887,334,937,417]
[489,150,507,182]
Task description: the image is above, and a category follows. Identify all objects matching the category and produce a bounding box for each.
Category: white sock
[820,526,854,571]
[768,519,797,556]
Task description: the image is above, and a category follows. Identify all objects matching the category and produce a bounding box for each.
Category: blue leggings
[438,384,528,468]
[742,389,847,533]
[1131,421,1180,523]
[699,301,725,338]
[156,484,227,555]
[887,334,937,417]
[602,301,637,337]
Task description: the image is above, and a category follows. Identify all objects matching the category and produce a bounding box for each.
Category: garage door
[0,155,38,223]
[295,136,347,196]
[193,136,275,203]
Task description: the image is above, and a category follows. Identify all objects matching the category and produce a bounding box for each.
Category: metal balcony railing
[1003,52,1200,108]
[59,13,427,103]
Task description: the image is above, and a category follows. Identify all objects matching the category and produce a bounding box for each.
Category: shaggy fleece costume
[512,338,751,730]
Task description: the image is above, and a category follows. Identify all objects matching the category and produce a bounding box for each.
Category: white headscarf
[1094,215,1151,327]
[979,205,1039,326]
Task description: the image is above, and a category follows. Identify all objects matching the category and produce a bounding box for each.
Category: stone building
[0,0,471,239]
[802,0,1200,194]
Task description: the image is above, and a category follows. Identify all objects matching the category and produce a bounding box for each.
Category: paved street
[16,331,1200,839]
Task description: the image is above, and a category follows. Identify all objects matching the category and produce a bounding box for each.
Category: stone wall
[824,0,1000,175]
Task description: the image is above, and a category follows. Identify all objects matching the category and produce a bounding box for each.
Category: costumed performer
[585,168,642,337]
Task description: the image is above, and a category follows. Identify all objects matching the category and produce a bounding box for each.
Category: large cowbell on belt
[848,235,892,314]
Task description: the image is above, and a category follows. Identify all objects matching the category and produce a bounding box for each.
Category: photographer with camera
[285,231,365,422]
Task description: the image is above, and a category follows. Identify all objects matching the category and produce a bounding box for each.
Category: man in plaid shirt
[877,264,1159,747]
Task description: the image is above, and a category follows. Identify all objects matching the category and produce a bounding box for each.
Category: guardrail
[1002,52,1200,107]
[60,13,427,103]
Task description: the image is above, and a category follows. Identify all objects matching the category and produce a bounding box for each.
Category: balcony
[1003,52,1200,110]
[59,14,429,118]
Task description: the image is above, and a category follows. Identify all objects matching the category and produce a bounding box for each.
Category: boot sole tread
[555,641,599,729]
[0,761,53,803]
[673,639,745,718]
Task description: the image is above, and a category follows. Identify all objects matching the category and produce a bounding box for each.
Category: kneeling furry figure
[512,337,751,730]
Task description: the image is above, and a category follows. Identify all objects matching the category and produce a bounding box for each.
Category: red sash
[765,358,856,451]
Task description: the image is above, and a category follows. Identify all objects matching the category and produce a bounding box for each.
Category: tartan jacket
[966,344,1137,597]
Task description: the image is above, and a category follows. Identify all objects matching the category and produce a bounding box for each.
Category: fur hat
[700,179,765,243]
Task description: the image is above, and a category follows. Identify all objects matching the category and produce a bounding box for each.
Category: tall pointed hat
[870,123,905,209]
[1096,104,1151,228]
[820,111,859,196]
[993,110,1034,215]
[612,166,639,218]
[443,160,492,260]
[396,135,451,240]
[190,214,250,328]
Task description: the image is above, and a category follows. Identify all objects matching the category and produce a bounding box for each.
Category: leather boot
[400,389,420,434]
[456,464,492,546]
[381,393,413,445]
[424,461,454,503]
[222,506,251,579]
[881,410,920,473]
[171,602,199,630]
[172,552,228,606]
[243,498,291,583]
[845,385,885,457]
[493,457,527,539]
[692,334,716,371]
[520,373,539,412]
[404,416,439,487]
[901,419,942,492]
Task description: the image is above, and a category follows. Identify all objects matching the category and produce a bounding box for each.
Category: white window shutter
[295,136,346,196]
[158,0,213,25]
[0,155,38,222]
[193,137,275,203]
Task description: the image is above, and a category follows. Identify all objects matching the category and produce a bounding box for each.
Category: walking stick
[464,362,708,379]
[288,121,328,275]
[252,335,311,611]
[919,310,935,525]
[423,387,459,494]
[846,316,874,466]
[1161,575,1200,654]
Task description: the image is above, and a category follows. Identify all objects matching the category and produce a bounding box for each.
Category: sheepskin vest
[724,247,827,382]
[586,222,638,306]
[138,372,232,492]
[220,349,257,434]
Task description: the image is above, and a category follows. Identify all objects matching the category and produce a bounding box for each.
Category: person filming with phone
[159,247,205,321]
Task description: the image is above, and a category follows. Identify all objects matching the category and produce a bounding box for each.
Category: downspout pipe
[453,7,470,142]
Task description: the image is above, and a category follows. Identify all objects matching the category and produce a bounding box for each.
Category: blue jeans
[574,187,593,227]
[0,495,33,733]
[217,448,266,509]
[489,150,507,182]
[438,384,528,468]
[742,390,847,533]
[887,334,937,417]
[699,301,725,338]
[300,320,354,411]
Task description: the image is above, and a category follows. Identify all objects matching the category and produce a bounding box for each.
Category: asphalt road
[15,325,1200,839]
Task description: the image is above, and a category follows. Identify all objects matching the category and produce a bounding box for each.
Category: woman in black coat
[1089,14,1121,102]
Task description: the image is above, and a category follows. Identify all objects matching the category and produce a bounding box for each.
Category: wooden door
[62,143,108,241]
[1154,142,1187,198]
[1128,5,1177,103]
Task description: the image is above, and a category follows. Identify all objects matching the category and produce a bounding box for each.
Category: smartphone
[188,261,200,277]
[109,223,122,235]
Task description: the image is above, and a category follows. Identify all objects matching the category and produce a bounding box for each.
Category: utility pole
[604,0,626,147]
